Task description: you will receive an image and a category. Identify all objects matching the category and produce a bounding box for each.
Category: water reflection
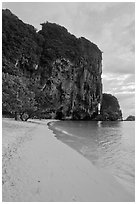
[99,121,122,128]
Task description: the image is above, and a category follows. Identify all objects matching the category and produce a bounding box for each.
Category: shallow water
[49,121,135,196]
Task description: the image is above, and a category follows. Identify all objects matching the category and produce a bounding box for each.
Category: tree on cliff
[99,93,122,121]
[2,73,37,121]
[2,9,44,76]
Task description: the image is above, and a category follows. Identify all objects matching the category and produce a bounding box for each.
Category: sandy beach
[2,118,134,202]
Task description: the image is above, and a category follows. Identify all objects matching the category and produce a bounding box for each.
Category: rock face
[2,10,102,120]
[125,115,135,121]
[39,23,102,119]
[49,56,102,120]
[96,93,122,121]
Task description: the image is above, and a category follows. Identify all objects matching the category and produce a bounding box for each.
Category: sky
[2,2,135,119]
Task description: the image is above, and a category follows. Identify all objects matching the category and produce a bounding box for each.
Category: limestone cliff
[49,56,102,120]
[2,10,102,120]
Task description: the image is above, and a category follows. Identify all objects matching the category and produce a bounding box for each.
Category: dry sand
[2,118,134,202]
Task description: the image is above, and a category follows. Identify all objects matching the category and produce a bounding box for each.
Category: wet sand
[2,118,133,202]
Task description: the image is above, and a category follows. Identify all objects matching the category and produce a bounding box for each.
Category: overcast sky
[2,2,135,119]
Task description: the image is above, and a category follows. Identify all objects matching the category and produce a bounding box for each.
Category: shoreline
[2,118,134,202]
[48,119,135,196]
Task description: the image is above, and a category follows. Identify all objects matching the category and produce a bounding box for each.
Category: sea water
[49,121,135,196]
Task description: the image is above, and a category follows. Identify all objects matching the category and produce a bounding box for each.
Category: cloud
[102,72,135,118]
[115,92,135,119]
[100,12,135,75]
[102,73,134,88]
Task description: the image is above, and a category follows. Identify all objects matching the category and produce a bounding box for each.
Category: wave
[48,121,81,139]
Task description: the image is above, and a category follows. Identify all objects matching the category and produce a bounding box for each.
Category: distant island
[2,9,122,121]
[125,115,135,121]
